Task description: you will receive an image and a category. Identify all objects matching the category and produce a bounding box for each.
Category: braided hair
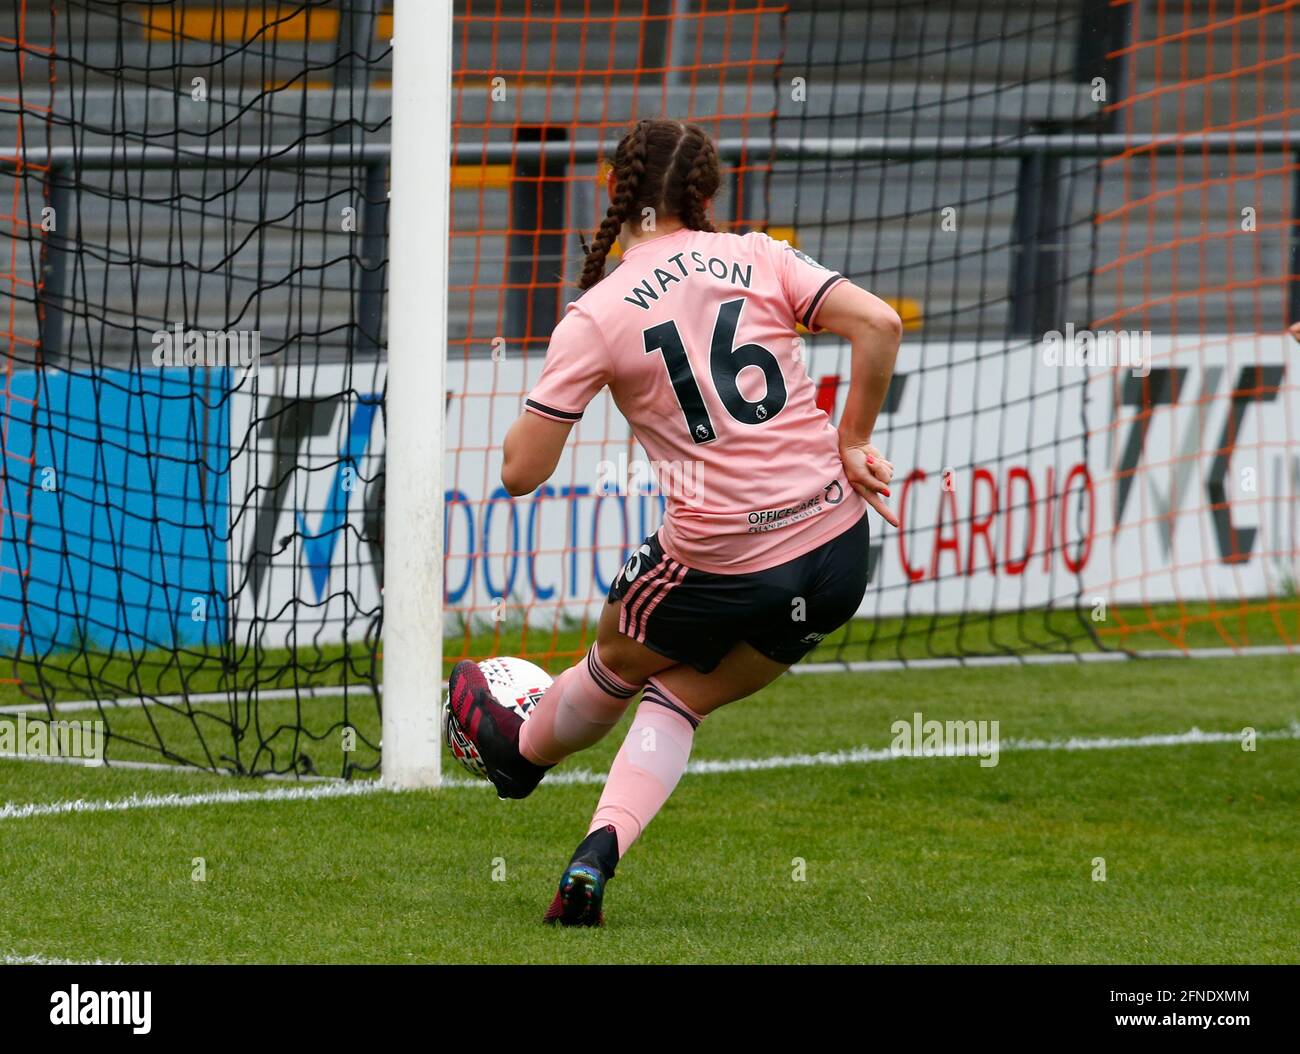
[579,118,722,291]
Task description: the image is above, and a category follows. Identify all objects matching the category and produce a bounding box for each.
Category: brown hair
[578,118,722,291]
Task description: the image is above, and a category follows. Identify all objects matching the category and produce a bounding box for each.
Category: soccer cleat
[543,825,620,927]
[446,660,550,799]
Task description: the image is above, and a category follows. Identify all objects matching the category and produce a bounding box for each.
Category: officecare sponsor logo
[50,985,151,1034]
[746,479,844,533]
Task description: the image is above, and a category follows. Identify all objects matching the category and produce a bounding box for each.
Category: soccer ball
[444,656,553,780]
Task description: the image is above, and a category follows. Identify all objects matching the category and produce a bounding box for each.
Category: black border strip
[524,398,583,421]
[802,273,846,328]
[642,682,701,729]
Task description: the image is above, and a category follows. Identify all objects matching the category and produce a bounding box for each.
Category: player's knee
[592,636,643,685]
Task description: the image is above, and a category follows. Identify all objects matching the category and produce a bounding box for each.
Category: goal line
[4,723,1296,820]
[1,644,1291,715]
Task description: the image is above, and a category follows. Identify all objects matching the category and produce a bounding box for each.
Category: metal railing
[8,130,1299,362]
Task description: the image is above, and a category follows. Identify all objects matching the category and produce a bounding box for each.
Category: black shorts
[606,510,870,673]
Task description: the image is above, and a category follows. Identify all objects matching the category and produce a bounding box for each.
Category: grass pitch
[1,654,1296,964]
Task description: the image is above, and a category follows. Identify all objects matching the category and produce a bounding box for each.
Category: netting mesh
[1,1,390,776]
[0,1,1294,777]
[1086,0,1299,650]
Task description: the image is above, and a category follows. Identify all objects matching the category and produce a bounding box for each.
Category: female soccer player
[448,118,902,926]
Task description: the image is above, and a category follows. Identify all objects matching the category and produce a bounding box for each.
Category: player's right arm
[501,413,575,496]
[500,304,611,497]
[814,281,903,527]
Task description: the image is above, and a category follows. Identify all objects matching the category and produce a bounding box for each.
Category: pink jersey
[525,227,866,575]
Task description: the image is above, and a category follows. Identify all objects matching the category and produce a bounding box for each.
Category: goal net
[0,0,1294,777]
[2,1,390,776]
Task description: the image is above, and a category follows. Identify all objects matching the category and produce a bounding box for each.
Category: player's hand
[840,439,899,528]
[1289,321,1300,344]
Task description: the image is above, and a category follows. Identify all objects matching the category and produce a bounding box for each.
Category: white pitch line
[2,724,1296,822]
[0,683,376,715]
[8,644,1294,714]
[792,644,1296,674]
[0,751,346,782]
[547,723,1300,779]
[2,952,128,965]
[0,779,389,821]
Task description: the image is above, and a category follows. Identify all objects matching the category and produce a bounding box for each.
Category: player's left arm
[814,280,902,527]
[762,233,901,526]
[501,413,574,496]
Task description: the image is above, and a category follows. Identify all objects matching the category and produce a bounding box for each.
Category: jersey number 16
[642,297,788,444]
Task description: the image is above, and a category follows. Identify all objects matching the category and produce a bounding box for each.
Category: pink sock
[588,678,704,856]
[518,645,641,766]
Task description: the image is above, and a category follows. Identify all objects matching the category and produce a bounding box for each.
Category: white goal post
[382,0,453,789]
